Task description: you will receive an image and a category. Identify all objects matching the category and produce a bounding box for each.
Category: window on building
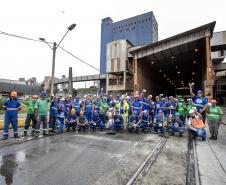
[117,58,120,71]
[111,59,114,72]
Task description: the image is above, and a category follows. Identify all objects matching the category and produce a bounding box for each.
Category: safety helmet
[189,109,195,114]
[126,96,130,100]
[40,91,47,97]
[134,94,139,98]
[197,90,203,94]
[210,99,217,103]
[94,110,99,114]
[10,91,17,97]
[71,109,76,114]
[120,96,124,100]
[143,110,148,114]
[115,109,120,113]
[75,95,80,99]
[80,111,84,115]
[175,112,180,116]
[67,94,72,98]
[133,110,138,115]
[158,109,163,113]
[148,95,152,99]
[32,95,38,99]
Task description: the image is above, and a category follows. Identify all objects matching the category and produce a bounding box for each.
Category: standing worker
[23,95,38,136]
[2,91,21,140]
[189,83,208,122]
[206,100,223,140]
[34,91,50,137]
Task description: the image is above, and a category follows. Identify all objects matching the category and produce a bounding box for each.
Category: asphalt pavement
[0,131,161,185]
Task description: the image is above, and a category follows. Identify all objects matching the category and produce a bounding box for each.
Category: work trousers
[208,120,220,137]
[3,115,18,138]
[36,115,48,134]
[24,114,37,133]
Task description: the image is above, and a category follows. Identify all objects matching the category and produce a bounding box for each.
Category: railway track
[126,135,201,185]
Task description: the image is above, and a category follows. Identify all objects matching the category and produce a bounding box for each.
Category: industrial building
[100,11,158,75]
[105,21,226,102]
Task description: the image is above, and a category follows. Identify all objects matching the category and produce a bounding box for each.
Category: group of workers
[2,84,223,141]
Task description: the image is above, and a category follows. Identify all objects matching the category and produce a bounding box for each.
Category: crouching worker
[90,110,100,131]
[128,111,140,133]
[153,109,167,136]
[166,112,183,136]
[188,109,206,141]
[113,109,124,132]
[2,91,21,140]
[77,111,88,132]
[65,109,77,132]
[140,110,152,133]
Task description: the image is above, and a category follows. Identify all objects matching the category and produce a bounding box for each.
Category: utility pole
[68,67,73,96]
[50,42,57,95]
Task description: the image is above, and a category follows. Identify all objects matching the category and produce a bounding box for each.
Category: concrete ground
[196,123,226,185]
[0,132,161,185]
[140,135,188,185]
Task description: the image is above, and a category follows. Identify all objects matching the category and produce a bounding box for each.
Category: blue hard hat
[158,109,163,113]
[133,110,138,115]
[94,110,99,114]
[40,91,47,97]
[75,95,80,99]
[197,90,203,94]
[175,112,180,116]
[115,109,120,112]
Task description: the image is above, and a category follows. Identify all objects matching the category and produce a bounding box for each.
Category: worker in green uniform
[176,95,186,126]
[23,95,39,136]
[185,98,195,118]
[207,99,223,140]
[99,96,109,127]
[34,91,50,137]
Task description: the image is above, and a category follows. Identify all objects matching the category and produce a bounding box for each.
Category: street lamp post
[39,23,76,95]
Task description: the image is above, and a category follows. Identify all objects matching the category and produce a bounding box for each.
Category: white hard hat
[189,109,195,114]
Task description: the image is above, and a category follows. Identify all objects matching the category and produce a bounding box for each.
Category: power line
[0,30,103,72]
[59,46,101,72]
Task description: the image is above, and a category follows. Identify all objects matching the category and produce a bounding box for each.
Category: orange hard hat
[71,109,76,114]
[32,95,38,99]
[80,111,84,115]
[10,91,17,97]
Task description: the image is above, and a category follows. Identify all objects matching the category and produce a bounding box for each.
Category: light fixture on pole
[39,23,76,95]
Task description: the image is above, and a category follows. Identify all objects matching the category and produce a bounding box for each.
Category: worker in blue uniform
[74,95,82,116]
[154,96,163,116]
[131,94,142,116]
[113,109,124,131]
[56,98,67,134]
[49,96,59,133]
[166,112,184,136]
[2,91,21,140]
[140,110,152,132]
[153,109,167,135]
[93,96,101,112]
[189,83,208,122]
[65,108,77,132]
[83,94,92,123]
[127,111,140,133]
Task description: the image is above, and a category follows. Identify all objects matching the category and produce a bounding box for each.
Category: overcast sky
[0,0,225,86]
